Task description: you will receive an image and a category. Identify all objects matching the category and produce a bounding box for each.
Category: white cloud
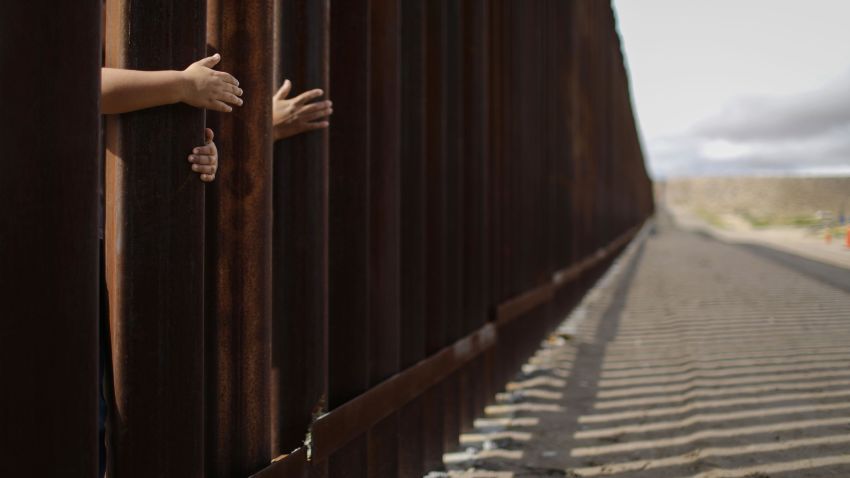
[613,0,850,178]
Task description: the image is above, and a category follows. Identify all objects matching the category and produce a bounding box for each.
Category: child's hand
[181,54,243,113]
[188,128,219,182]
[272,79,333,141]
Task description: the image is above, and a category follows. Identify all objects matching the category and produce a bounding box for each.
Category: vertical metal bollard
[104,0,206,475]
[399,0,427,475]
[328,0,371,475]
[487,0,506,401]
[206,0,274,475]
[423,0,449,470]
[460,0,490,426]
[367,0,402,475]
[0,2,101,476]
[271,0,330,461]
[442,0,463,452]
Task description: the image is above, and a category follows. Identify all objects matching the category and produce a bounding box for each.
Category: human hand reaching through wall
[101,54,243,115]
[272,79,333,141]
[181,54,243,112]
[187,128,218,182]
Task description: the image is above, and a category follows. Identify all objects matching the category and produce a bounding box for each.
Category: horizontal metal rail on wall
[251,223,644,477]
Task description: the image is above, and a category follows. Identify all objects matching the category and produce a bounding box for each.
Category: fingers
[188,145,218,183]
[293,100,332,124]
[217,92,244,107]
[215,71,240,86]
[205,128,214,144]
[275,79,292,100]
[300,108,333,122]
[196,53,221,68]
[297,100,333,115]
[191,163,217,174]
[188,152,216,166]
[192,145,216,156]
[209,100,233,113]
[293,88,324,106]
[227,84,244,96]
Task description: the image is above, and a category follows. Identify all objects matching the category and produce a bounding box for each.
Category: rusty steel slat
[546,0,570,331]
[482,2,505,416]
[573,0,586,260]
[365,0,402,474]
[442,0,463,453]
[488,0,509,404]
[0,3,100,476]
[424,0,448,359]
[367,0,401,389]
[205,0,275,476]
[399,0,427,381]
[103,0,206,475]
[586,0,598,253]
[271,0,330,457]
[568,0,582,265]
[399,0,427,475]
[549,0,573,283]
[596,1,608,245]
[536,2,551,293]
[504,0,522,301]
[328,0,371,475]
[423,0,448,470]
[328,0,370,411]
[443,0,464,346]
[460,1,490,423]
[516,0,544,295]
[488,0,505,309]
[597,7,617,246]
[460,0,489,337]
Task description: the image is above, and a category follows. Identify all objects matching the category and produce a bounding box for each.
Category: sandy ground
[668,206,850,270]
[431,213,850,477]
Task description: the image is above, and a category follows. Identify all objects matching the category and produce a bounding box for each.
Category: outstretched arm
[102,53,243,114]
[272,79,332,141]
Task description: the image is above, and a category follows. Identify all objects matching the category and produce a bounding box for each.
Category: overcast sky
[612,0,850,179]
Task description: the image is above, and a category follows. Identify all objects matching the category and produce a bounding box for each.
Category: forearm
[101,68,187,114]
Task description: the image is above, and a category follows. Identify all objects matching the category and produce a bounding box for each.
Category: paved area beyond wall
[436,213,850,478]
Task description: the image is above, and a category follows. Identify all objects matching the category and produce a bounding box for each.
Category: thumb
[275,79,292,100]
[196,53,221,69]
[205,128,214,144]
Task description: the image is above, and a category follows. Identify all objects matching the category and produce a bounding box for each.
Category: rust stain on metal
[205,0,275,476]
[104,0,207,476]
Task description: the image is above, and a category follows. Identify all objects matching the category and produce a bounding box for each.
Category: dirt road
[438,214,850,477]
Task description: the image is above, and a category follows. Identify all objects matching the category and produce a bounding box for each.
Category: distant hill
[657,177,850,224]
